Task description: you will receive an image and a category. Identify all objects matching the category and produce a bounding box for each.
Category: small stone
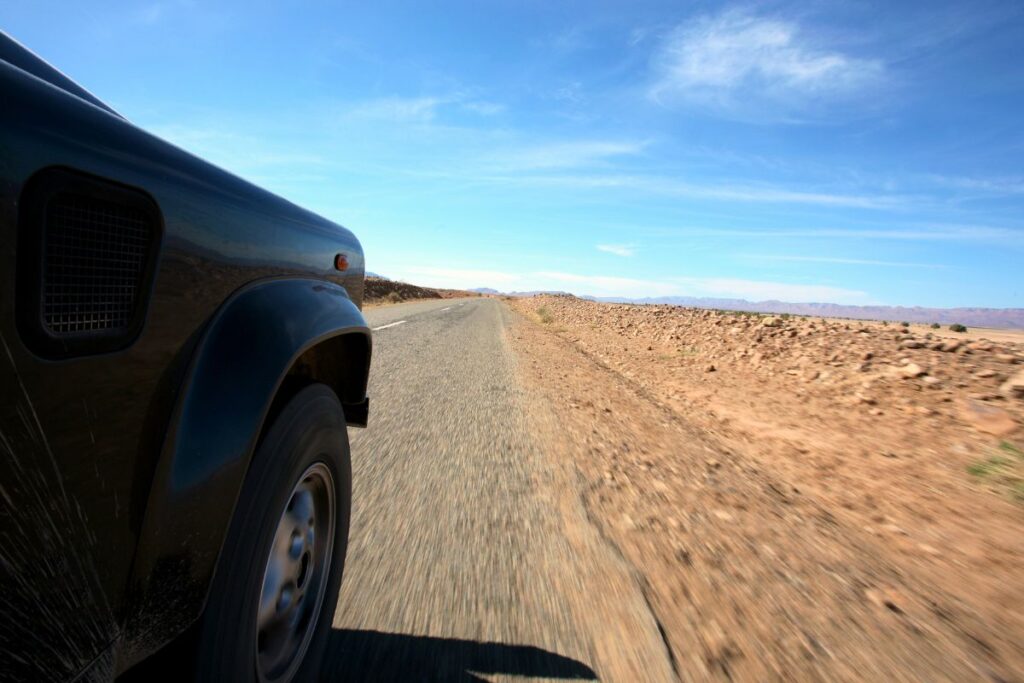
[866,588,908,614]
[713,510,734,521]
[900,363,926,378]
[995,353,1019,364]
[940,340,962,352]
[705,364,716,372]
[922,376,942,387]
[974,368,997,379]
[900,340,924,349]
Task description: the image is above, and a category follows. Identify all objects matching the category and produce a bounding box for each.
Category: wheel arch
[119,277,370,673]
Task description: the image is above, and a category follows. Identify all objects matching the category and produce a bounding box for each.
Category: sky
[3,0,1023,307]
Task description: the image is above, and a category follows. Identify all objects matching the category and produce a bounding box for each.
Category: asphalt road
[323,298,675,682]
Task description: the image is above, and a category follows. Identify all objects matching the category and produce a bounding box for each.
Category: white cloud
[391,266,868,303]
[346,96,446,123]
[654,223,1024,245]
[739,254,945,268]
[493,141,647,171]
[650,9,883,117]
[462,101,506,116]
[671,277,870,303]
[928,174,1024,195]
[133,4,165,25]
[491,172,899,209]
[597,244,636,257]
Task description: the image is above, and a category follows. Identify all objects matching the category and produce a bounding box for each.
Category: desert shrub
[537,307,553,324]
[950,323,967,333]
[780,313,791,320]
[930,322,940,329]
[900,321,910,327]
[386,291,402,303]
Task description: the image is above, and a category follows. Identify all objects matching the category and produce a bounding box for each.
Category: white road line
[440,307,451,311]
[372,320,407,331]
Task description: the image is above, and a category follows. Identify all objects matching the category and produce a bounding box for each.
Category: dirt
[507,294,1024,682]
[363,276,481,306]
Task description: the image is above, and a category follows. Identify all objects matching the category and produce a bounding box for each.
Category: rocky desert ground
[508,294,1024,681]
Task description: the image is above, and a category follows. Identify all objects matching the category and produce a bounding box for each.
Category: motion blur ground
[328,298,676,681]
[510,295,1024,681]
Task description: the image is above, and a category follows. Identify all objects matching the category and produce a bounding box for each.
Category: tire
[193,383,352,683]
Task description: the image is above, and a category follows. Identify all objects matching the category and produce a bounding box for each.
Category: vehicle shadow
[322,628,598,682]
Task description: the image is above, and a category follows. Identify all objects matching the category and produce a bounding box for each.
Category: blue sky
[4,0,1023,307]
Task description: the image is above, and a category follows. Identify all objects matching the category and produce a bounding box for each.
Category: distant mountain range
[476,288,1024,329]
[591,296,1024,329]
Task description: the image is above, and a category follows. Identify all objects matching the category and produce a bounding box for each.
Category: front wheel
[195,384,352,682]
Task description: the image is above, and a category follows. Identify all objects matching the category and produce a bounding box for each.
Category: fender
[120,277,370,669]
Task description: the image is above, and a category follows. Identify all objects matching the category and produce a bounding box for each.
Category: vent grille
[43,195,152,335]
[17,167,162,358]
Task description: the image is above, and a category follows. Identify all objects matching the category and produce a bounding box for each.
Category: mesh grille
[42,194,153,335]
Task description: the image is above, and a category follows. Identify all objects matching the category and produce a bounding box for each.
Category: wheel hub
[255,462,335,682]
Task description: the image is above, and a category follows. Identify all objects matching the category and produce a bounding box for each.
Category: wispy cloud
[133,4,165,25]
[928,174,1024,196]
[390,266,870,303]
[597,244,636,257]
[462,101,506,116]
[739,254,947,268]
[489,172,900,209]
[649,9,884,118]
[345,96,448,123]
[670,276,871,304]
[492,141,647,171]
[654,223,1024,245]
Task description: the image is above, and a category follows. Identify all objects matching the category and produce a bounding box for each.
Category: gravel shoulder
[508,297,1024,682]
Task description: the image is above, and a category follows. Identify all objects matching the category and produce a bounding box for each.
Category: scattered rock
[974,369,998,379]
[940,340,962,352]
[705,364,716,372]
[900,363,927,378]
[995,353,1018,364]
[959,399,1018,436]
[900,340,924,349]
[1002,370,1024,399]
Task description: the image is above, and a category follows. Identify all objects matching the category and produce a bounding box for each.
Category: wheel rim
[255,461,335,683]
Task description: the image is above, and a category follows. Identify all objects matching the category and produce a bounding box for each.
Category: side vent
[17,168,162,358]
